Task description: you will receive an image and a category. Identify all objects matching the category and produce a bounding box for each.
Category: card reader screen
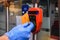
[28,11,38,14]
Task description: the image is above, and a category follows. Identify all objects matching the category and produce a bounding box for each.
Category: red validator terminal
[28,8,43,34]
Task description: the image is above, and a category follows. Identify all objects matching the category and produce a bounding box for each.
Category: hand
[5,22,34,40]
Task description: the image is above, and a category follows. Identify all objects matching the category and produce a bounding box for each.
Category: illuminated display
[28,11,38,14]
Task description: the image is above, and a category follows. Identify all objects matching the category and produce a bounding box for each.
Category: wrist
[15,37,29,40]
[5,32,16,40]
[0,35,9,40]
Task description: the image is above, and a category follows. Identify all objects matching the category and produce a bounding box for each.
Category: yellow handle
[21,13,30,24]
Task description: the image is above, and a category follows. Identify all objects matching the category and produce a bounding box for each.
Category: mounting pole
[31,0,39,40]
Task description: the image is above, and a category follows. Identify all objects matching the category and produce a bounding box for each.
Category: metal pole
[34,0,39,40]
[6,7,9,32]
[32,0,39,7]
[33,34,37,40]
[31,0,39,40]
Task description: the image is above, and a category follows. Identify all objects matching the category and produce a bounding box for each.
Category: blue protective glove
[5,22,34,40]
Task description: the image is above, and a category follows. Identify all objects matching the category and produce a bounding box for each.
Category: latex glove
[15,37,29,40]
[5,22,34,40]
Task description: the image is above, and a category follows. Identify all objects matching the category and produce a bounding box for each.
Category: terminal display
[28,11,38,14]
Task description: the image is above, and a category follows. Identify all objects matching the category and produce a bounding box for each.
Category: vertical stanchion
[32,0,39,40]
[4,0,10,32]
[6,7,9,32]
